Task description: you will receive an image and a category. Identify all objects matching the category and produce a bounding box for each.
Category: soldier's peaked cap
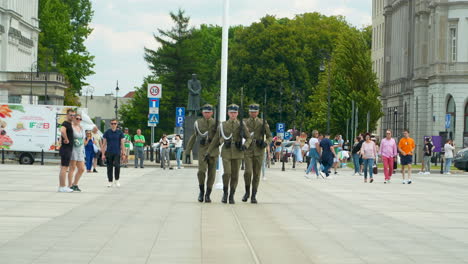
[201,104,214,112]
[249,104,260,112]
[227,104,239,112]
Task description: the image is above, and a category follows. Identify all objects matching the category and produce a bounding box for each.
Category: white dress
[71,126,85,161]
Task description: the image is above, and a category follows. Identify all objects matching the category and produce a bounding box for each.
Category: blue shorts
[400,155,413,165]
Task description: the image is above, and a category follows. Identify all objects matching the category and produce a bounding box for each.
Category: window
[450,28,457,62]
[8,95,22,104]
[447,96,456,140]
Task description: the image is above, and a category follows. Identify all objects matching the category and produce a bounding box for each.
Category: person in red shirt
[398,129,416,184]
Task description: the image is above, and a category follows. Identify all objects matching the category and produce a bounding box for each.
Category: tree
[38,0,95,104]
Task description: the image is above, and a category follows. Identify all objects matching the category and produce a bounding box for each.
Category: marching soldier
[242,104,272,203]
[186,104,218,203]
[207,104,251,204]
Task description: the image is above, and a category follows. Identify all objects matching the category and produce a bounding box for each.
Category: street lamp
[394,107,398,135]
[30,61,39,104]
[83,85,95,108]
[319,50,331,134]
[114,81,119,120]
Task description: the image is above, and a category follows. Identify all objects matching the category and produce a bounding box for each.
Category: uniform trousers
[244,154,263,189]
[198,156,216,188]
[222,159,242,191]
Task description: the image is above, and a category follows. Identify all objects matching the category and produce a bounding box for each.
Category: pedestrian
[274,137,283,162]
[302,142,309,164]
[160,135,170,169]
[91,126,102,173]
[351,137,362,175]
[300,132,308,158]
[444,139,455,175]
[84,130,96,173]
[101,119,125,187]
[122,128,131,168]
[134,129,145,168]
[331,135,342,174]
[421,138,434,174]
[68,114,86,192]
[319,133,335,178]
[379,130,397,183]
[242,103,272,204]
[207,104,252,204]
[58,109,75,192]
[293,134,303,163]
[361,133,377,183]
[305,130,322,179]
[172,134,183,169]
[398,129,416,184]
[186,104,218,202]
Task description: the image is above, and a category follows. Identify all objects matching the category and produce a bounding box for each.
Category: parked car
[454,148,468,171]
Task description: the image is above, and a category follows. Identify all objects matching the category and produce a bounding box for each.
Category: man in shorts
[58,109,75,192]
[398,129,415,184]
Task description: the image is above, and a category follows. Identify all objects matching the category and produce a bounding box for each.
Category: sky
[85,0,372,96]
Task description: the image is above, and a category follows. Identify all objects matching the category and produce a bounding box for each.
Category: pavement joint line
[281,172,468,262]
[230,206,261,264]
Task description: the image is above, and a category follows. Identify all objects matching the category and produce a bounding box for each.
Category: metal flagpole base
[214,151,224,190]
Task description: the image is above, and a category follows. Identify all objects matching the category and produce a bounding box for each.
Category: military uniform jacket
[186,118,219,157]
[244,117,273,157]
[208,119,252,160]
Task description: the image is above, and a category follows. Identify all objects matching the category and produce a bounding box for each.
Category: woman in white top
[172,134,183,169]
[305,130,321,179]
[444,139,455,174]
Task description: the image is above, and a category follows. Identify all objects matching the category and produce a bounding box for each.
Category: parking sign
[276,123,285,133]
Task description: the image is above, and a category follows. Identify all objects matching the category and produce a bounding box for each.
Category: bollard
[241,159,245,170]
[282,150,286,171]
[41,150,44,165]
[440,154,444,174]
[150,147,154,162]
[292,152,296,169]
[146,147,149,160]
[1,148,4,164]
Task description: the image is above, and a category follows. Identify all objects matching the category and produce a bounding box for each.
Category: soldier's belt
[224,140,232,148]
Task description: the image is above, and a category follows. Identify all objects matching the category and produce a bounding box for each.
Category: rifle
[260,86,268,148]
[237,87,245,150]
[212,93,220,137]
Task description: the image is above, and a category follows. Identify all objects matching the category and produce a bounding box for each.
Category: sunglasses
[111,123,117,125]
[76,118,82,120]
[69,114,76,117]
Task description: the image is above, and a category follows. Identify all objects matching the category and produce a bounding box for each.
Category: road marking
[231,207,261,264]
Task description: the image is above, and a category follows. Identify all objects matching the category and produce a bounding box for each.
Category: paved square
[0,163,468,264]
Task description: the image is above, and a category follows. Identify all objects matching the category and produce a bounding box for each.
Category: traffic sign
[147,84,162,98]
[148,113,159,124]
[148,98,160,108]
[445,114,451,129]
[176,107,185,117]
[284,131,292,140]
[276,123,285,133]
[176,116,185,127]
[149,108,159,114]
[148,122,157,127]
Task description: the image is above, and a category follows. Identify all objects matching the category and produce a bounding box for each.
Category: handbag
[92,141,99,154]
[373,164,378,174]
[430,156,437,163]
[393,158,398,169]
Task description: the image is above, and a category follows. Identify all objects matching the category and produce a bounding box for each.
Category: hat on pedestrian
[227,104,239,113]
[201,104,214,113]
[248,103,260,112]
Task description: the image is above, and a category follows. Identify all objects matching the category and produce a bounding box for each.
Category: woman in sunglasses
[68,114,86,192]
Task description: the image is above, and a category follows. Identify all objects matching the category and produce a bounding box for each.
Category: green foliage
[121,10,381,140]
[306,27,382,135]
[38,0,95,100]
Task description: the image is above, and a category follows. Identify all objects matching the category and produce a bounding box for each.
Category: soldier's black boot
[229,190,235,204]
[198,185,205,203]
[221,187,228,203]
[205,188,212,203]
[251,188,258,204]
[242,185,250,202]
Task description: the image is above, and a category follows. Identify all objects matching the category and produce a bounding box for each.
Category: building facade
[372,0,386,85]
[381,0,468,156]
[0,0,67,105]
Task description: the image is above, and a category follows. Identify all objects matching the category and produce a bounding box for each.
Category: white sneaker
[319,171,326,179]
[418,171,424,175]
[107,182,113,188]
[58,186,73,193]
[115,180,120,187]
[354,173,359,176]
[304,174,310,179]
[402,180,407,184]
[446,172,451,175]
[424,172,430,175]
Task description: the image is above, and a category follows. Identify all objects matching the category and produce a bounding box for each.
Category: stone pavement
[0,163,468,264]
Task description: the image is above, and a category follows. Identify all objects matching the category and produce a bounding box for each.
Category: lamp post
[394,108,398,135]
[114,81,119,120]
[319,50,331,134]
[30,61,39,104]
[83,86,94,108]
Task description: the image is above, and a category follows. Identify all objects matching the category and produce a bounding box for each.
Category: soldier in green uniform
[207,104,252,204]
[242,104,272,203]
[185,104,219,203]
